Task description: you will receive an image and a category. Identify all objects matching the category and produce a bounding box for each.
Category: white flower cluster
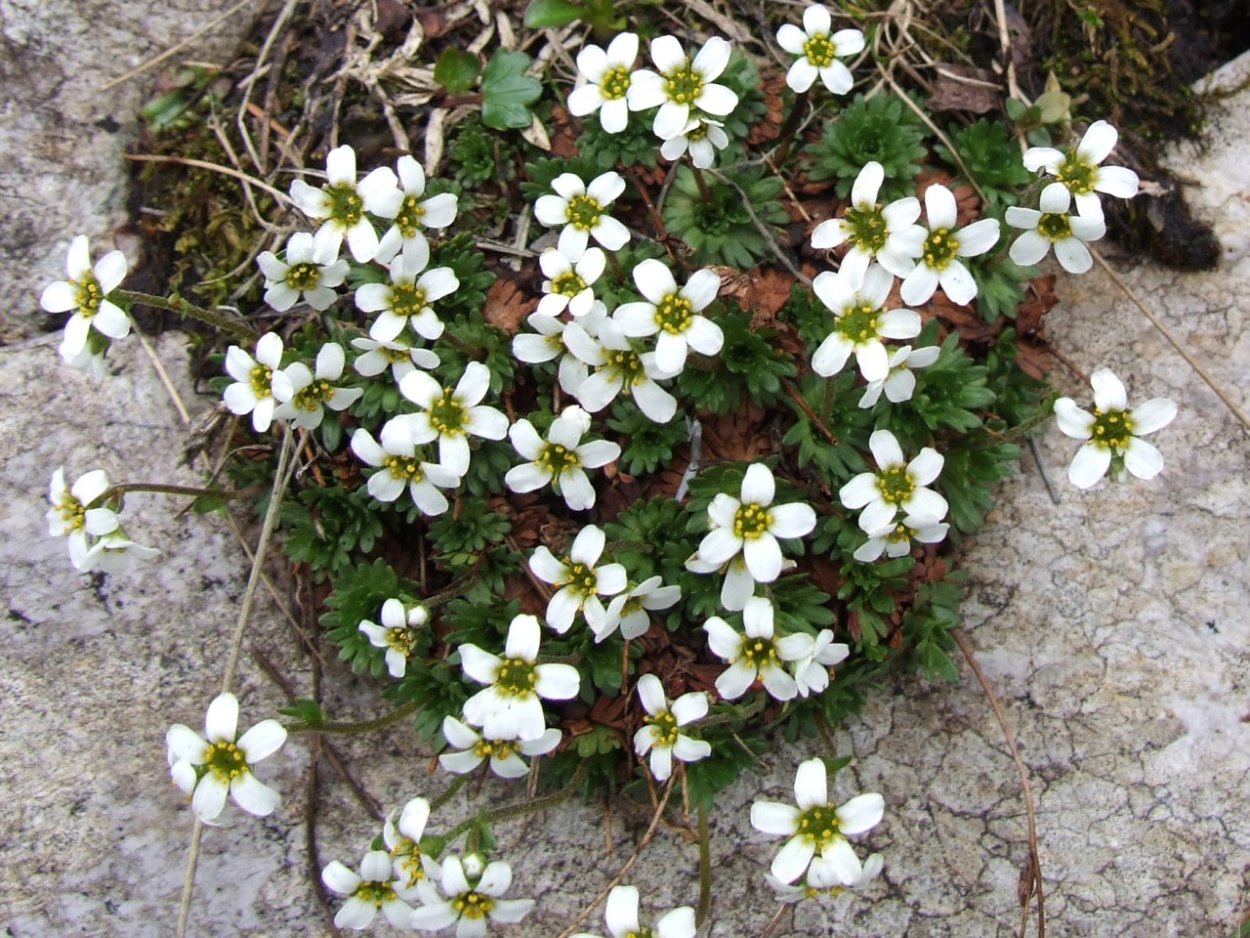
[47,467,159,573]
[40,235,132,375]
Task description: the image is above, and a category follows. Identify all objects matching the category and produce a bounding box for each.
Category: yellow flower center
[284,262,322,291]
[1090,408,1135,450]
[644,709,679,747]
[250,364,273,398]
[452,891,494,920]
[663,65,705,105]
[796,804,842,850]
[537,443,581,476]
[551,271,587,298]
[655,292,694,334]
[1036,212,1073,242]
[73,272,104,318]
[600,65,632,100]
[876,465,915,505]
[565,194,604,231]
[733,503,773,539]
[495,657,538,696]
[390,283,429,318]
[803,33,837,68]
[204,739,249,781]
[327,183,365,226]
[396,195,427,238]
[842,205,888,254]
[1056,155,1097,195]
[922,227,960,271]
[428,389,468,434]
[293,379,334,411]
[835,301,881,344]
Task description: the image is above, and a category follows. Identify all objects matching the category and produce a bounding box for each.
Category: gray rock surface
[1,8,1247,938]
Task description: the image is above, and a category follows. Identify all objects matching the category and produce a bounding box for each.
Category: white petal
[771,836,817,885]
[1068,442,1111,489]
[1091,368,1128,411]
[923,184,957,229]
[836,792,885,834]
[1123,437,1164,480]
[230,772,280,816]
[1130,398,1177,435]
[751,800,800,836]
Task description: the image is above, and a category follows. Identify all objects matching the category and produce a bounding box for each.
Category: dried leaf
[483,274,535,334]
[928,64,1002,115]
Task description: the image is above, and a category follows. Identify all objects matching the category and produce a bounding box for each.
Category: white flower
[704,597,814,701]
[750,757,884,885]
[633,675,711,781]
[659,116,729,169]
[563,320,678,423]
[41,235,131,358]
[352,423,460,513]
[599,575,682,642]
[853,514,949,563]
[396,361,509,476]
[511,304,609,397]
[359,598,430,678]
[684,553,770,612]
[765,851,884,902]
[384,797,436,889]
[693,463,816,585]
[630,36,739,140]
[257,231,349,312]
[376,154,459,263]
[272,342,363,430]
[613,259,724,374]
[528,524,627,633]
[289,144,403,262]
[1053,367,1177,489]
[810,161,921,282]
[857,344,940,408]
[59,339,109,378]
[776,5,865,94]
[505,406,620,511]
[358,244,459,343]
[223,332,285,432]
[411,855,535,936]
[534,171,631,257]
[537,244,606,319]
[322,849,419,930]
[1024,119,1140,219]
[1006,185,1107,274]
[47,468,118,571]
[571,884,696,938]
[838,429,948,534]
[439,715,561,780]
[811,264,922,383]
[458,613,581,740]
[351,333,440,383]
[895,184,1000,307]
[81,528,160,574]
[791,629,850,698]
[166,692,287,822]
[567,32,646,134]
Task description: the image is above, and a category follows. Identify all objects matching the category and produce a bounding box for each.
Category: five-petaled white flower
[272,342,363,430]
[563,319,678,423]
[659,116,730,169]
[810,161,921,282]
[223,332,285,432]
[358,244,458,343]
[751,757,884,885]
[505,406,620,511]
[41,235,131,358]
[838,429,948,534]
[854,514,949,563]
[534,171,631,257]
[289,144,403,263]
[47,468,118,572]
[257,231,349,312]
[166,691,287,822]
[1006,185,1107,274]
[1053,367,1177,489]
[458,613,581,740]
[811,264,922,383]
[1024,119,1140,219]
[633,674,711,782]
[571,884,696,938]
[630,36,739,140]
[537,244,606,319]
[511,305,608,397]
[694,463,816,585]
[765,851,884,902]
[411,854,535,936]
[359,597,430,678]
[567,32,647,134]
[776,5,865,95]
[857,343,941,408]
[351,334,440,384]
[439,715,562,780]
[614,258,724,375]
[599,575,682,642]
[322,848,420,930]
[896,183,1000,307]
[376,154,459,263]
[384,796,435,889]
[790,628,850,698]
[704,597,815,701]
[352,423,460,513]
[396,361,509,476]
[82,527,161,574]
[529,524,627,633]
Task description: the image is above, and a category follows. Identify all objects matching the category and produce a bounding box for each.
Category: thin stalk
[440,327,484,359]
[820,375,837,424]
[771,89,811,169]
[286,699,421,735]
[99,482,260,504]
[429,775,470,813]
[116,289,257,341]
[696,802,712,926]
[690,164,713,202]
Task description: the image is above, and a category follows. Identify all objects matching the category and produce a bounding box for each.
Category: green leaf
[523,0,584,28]
[278,699,326,725]
[480,51,542,131]
[434,49,481,93]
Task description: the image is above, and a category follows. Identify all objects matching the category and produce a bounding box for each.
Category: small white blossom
[537,244,606,319]
[1006,185,1107,274]
[289,144,403,263]
[166,692,287,822]
[82,528,160,574]
[411,855,535,935]
[439,715,561,780]
[396,361,509,476]
[599,575,682,642]
[223,332,285,432]
[376,155,459,263]
[857,344,940,408]
[529,524,627,633]
[257,231,349,312]
[613,259,724,375]
[1053,367,1176,489]
[659,116,729,169]
[854,514,949,563]
[630,36,739,140]
[633,675,711,781]
[895,183,1000,307]
[765,851,884,902]
[534,171,631,257]
[1024,120,1140,219]
[564,319,678,423]
[751,757,884,885]
[810,161,921,282]
[357,244,459,343]
[511,304,609,397]
[838,429,948,534]
[351,334,440,383]
[59,339,110,378]
[458,613,581,740]
[811,264,922,383]
[41,235,131,358]
[359,598,430,678]
[505,406,620,511]
[322,849,419,930]
[684,553,774,613]
[384,797,436,890]
[272,342,363,430]
[351,423,460,513]
[776,5,865,95]
[571,884,696,938]
[567,32,647,133]
[704,597,814,701]
[791,629,850,698]
[47,468,118,571]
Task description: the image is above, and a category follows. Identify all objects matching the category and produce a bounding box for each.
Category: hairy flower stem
[770,89,811,169]
[99,481,260,504]
[696,802,712,926]
[820,375,837,424]
[977,391,1061,446]
[440,327,484,358]
[429,774,470,813]
[690,164,713,202]
[604,249,625,281]
[115,289,258,341]
[285,699,421,735]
